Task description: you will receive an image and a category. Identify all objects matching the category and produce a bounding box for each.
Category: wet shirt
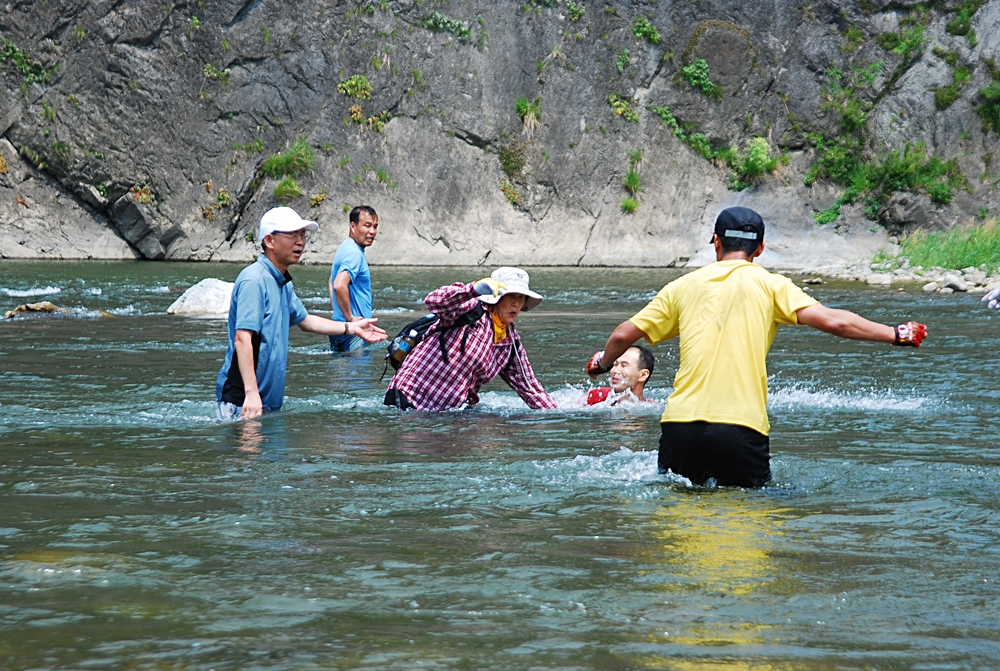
[216,255,309,410]
[387,282,557,411]
[330,238,372,320]
[629,260,817,435]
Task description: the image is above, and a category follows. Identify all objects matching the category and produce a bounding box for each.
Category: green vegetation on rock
[616,49,630,75]
[338,74,372,100]
[423,12,472,42]
[515,96,541,136]
[945,0,986,36]
[623,168,641,197]
[273,176,303,201]
[566,1,584,22]
[680,58,721,99]
[632,17,660,45]
[499,141,526,177]
[608,94,638,122]
[262,137,315,179]
[650,104,780,189]
[500,180,520,205]
[976,60,1000,135]
[934,66,971,111]
[620,196,638,214]
[1,39,52,83]
[804,64,967,224]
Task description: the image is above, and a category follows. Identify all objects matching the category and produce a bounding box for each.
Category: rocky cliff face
[1,0,997,268]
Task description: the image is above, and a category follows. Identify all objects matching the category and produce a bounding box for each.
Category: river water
[2,260,999,670]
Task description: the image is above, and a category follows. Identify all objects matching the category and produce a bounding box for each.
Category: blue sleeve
[336,245,364,281]
[289,289,308,327]
[234,278,264,333]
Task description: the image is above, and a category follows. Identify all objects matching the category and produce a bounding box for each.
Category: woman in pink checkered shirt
[384,267,558,411]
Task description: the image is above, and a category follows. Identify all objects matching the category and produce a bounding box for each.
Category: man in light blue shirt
[216,207,386,421]
[328,205,379,352]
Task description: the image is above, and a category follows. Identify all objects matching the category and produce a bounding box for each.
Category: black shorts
[658,421,771,487]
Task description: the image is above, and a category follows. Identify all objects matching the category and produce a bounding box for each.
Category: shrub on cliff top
[262,137,315,179]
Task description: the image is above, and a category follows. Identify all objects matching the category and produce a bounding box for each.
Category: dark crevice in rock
[228,0,264,27]
[450,128,491,149]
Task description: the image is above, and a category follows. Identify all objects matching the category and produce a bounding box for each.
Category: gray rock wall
[1,0,998,268]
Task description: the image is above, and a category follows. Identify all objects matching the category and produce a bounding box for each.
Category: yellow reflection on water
[632,492,793,665]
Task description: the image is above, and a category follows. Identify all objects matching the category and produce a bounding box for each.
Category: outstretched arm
[586,320,649,377]
[297,314,387,342]
[796,304,926,346]
[795,304,895,342]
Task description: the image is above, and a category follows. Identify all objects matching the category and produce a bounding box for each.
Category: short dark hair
[349,205,378,225]
[718,231,763,256]
[631,345,654,378]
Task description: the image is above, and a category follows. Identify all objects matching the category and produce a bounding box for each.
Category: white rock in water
[866,274,893,286]
[942,273,968,292]
[922,282,939,293]
[167,278,234,315]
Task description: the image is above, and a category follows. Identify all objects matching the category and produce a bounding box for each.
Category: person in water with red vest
[585,206,927,487]
[384,267,558,411]
[586,345,655,405]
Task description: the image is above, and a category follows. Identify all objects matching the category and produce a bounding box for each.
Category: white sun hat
[259,207,319,239]
[478,266,544,311]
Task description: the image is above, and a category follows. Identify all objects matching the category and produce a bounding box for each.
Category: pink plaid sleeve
[500,336,557,410]
[425,282,480,324]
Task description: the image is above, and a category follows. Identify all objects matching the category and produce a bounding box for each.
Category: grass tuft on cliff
[262,138,315,179]
[273,176,303,201]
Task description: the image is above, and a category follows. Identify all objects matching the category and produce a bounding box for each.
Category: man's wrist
[345,321,350,336]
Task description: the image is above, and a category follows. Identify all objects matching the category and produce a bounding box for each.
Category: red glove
[586,351,612,377]
[893,322,926,347]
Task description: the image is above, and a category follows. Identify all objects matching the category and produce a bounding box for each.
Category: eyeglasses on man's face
[273,230,310,241]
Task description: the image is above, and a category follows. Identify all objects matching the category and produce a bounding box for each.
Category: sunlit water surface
[2,261,999,670]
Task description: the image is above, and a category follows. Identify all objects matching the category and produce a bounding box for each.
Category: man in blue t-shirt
[328,205,379,352]
[216,207,387,421]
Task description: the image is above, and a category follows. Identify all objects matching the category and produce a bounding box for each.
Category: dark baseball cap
[710,206,765,244]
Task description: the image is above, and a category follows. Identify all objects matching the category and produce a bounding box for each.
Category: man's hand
[893,322,927,347]
[473,277,506,298]
[351,317,388,343]
[983,286,1000,310]
[241,391,264,420]
[586,351,613,378]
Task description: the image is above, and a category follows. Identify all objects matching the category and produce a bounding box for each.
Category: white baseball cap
[259,207,319,240]
[478,266,544,311]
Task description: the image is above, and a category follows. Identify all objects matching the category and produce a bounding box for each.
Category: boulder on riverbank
[167,279,233,316]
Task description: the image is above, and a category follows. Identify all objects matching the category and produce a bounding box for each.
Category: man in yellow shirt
[586,207,927,487]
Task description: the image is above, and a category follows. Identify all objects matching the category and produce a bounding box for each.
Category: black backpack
[382,303,486,378]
